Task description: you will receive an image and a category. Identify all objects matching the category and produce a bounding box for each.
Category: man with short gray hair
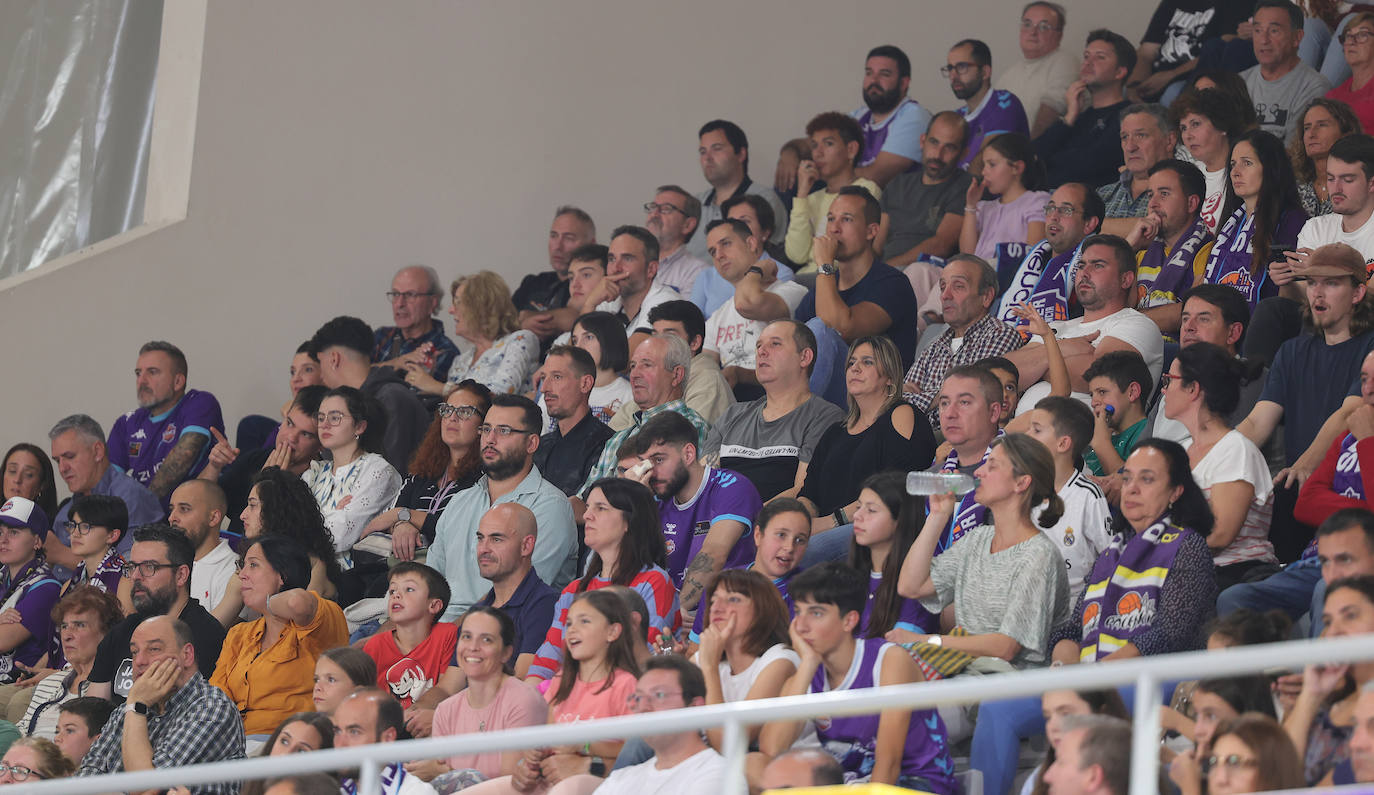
[373,264,460,382]
[1042,714,1131,795]
[1096,104,1176,237]
[646,185,709,296]
[48,414,163,567]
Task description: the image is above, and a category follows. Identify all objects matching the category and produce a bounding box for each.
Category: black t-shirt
[1142,0,1250,70]
[89,598,226,704]
[512,271,571,313]
[534,413,615,497]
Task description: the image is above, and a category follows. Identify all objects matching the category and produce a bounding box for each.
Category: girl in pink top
[464,591,640,795]
[959,133,1050,262]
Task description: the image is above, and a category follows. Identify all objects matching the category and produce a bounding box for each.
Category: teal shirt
[1084,416,1147,476]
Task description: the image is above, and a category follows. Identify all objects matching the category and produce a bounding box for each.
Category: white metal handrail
[33,633,1374,795]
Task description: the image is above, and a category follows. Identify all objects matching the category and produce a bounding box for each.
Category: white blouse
[303,452,402,555]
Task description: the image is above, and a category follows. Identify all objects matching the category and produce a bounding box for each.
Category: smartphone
[1269,243,1291,264]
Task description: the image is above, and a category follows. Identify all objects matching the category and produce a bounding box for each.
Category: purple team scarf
[1138,216,1211,308]
[999,241,1083,331]
[1204,207,1268,308]
[1077,518,1192,662]
[935,431,1004,554]
[1334,433,1365,499]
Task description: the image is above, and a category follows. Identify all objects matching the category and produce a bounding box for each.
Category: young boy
[55,696,116,766]
[1081,351,1153,480]
[982,357,1022,427]
[786,112,883,271]
[1024,396,1114,599]
[362,562,458,710]
[759,563,955,792]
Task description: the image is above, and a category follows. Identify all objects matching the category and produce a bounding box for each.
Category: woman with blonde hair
[406,270,540,396]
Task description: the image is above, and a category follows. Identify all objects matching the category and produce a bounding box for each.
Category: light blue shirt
[690,253,795,316]
[427,465,577,622]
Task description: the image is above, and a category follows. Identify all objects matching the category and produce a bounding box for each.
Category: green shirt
[1084,416,1147,476]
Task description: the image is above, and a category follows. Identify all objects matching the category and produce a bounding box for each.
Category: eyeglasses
[939,62,978,78]
[1161,373,1183,384]
[437,404,481,421]
[1043,203,1080,217]
[1020,19,1062,33]
[643,202,685,217]
[121,561,177,578]
[63,521,103,536]
[477,424,536,438]
[385,290,434,303]
[626,689,683,707]
[1205,754,1259,773]
[315,411,350,427]
[0,763,42,781]
[1340,29,1374,45]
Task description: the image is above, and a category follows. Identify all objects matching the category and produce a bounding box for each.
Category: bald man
[758,748,846,789]
[471,504,558,676]
[374,264,461,381]
[334,688,437,795]
[77,616,244,789]
[167,479,237,614]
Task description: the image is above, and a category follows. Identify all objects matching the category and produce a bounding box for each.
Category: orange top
[209,592,348,734]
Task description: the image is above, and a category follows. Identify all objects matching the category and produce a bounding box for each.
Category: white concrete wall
[0,0,1153,498]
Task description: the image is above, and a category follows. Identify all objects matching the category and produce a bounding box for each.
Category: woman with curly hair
[405,271,540,396]
[363,380,491,561]
[1288,97,1362,216]
[214,466,345,624]
[16,586,122,739]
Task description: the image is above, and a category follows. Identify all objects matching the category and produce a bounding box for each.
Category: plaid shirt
[1097,170,1150,218]
[373,323,460,381]
[904,312,1024,417]
[579,400,709,496]
[79,672,245,794]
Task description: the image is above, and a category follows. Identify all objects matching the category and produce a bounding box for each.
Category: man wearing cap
[0,497,62,683]
[1240,242,1374,561]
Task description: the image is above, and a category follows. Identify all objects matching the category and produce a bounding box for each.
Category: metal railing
[34,633,1374,795]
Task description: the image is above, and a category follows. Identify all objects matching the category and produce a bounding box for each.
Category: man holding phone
[1286,135,1374,280]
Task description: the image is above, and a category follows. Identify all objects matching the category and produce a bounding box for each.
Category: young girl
[526,479,678,682]
[960,134,1049,263]
[301,386,402,561]
[847,472,938,640]
[466,590,638,795]
[312,647,377,715]
[1204,129,1308,311]
[1024,689,1129,795]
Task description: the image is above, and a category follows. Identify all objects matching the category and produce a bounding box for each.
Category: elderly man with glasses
[644,185,709,297]
[373,264,461,382]
[427,394,577,622]
[996,2,1082,139]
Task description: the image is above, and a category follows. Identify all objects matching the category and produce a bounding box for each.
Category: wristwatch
[125,701,150,716]
[397,508,412,524]
[819,262,839,277]
[927,635,944,648]
[746,265,765,278]
[589,756,606,777]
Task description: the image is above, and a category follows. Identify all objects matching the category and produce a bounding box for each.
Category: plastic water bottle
[906,471,977,497]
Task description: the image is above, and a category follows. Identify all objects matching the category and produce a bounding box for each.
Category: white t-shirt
[597,281,681,334]
[1018,307,1165,414]
[707,643,799,703]
[595,748,728,795]
[1297,211,1374,267]
[190,539,238,613]
[703,280,809,369]
[1188,429,1277,567]
[1200,167,1227,234]
[1031,470,1113,600]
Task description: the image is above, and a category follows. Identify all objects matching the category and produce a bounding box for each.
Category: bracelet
[964,206,978,213]
[833,508,848,527]
[747,266,765,278]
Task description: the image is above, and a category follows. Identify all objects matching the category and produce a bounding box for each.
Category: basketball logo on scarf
[1105,591,1157,633]
[1081,601,1100,634]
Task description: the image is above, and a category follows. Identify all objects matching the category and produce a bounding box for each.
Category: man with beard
[1239,243,1374,560]
[86,524,226,703]
[947,39,1029,169]
[532,345,613,497]
[427,394,577,622]
[1125,159,1213,336]
[996,182,1105,327]
[514,206,597,342]
[198,384,326,533]
[166,479,237,616]
[851,45,933,187]
[1036,28,1134,189]
[1004,234,1164,411]
[332,689,437,795]
[107,341,225,500]
[76,616,244,791]
[372,265,460,380]
[634,411,760,625]
[876,111,974,268]
[644,185,708,296]
[902,256,1024,423]
[689,120,788,261]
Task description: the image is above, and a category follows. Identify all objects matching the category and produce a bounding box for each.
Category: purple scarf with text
[1078,518,1192,662]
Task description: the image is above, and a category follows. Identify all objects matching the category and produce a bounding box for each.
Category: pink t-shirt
[548,669,636,723]
[974,189,1051,262]
[1328,79,1374,142]
[432,676,548,778]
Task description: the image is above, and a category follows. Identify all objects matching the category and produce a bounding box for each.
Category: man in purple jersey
[947,39,1030,170]
[851,45,933,188]
[106,341,224,501]
[633,411,760,626]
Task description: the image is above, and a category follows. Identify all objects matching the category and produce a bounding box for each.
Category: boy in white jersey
[1024,395,1113,599]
